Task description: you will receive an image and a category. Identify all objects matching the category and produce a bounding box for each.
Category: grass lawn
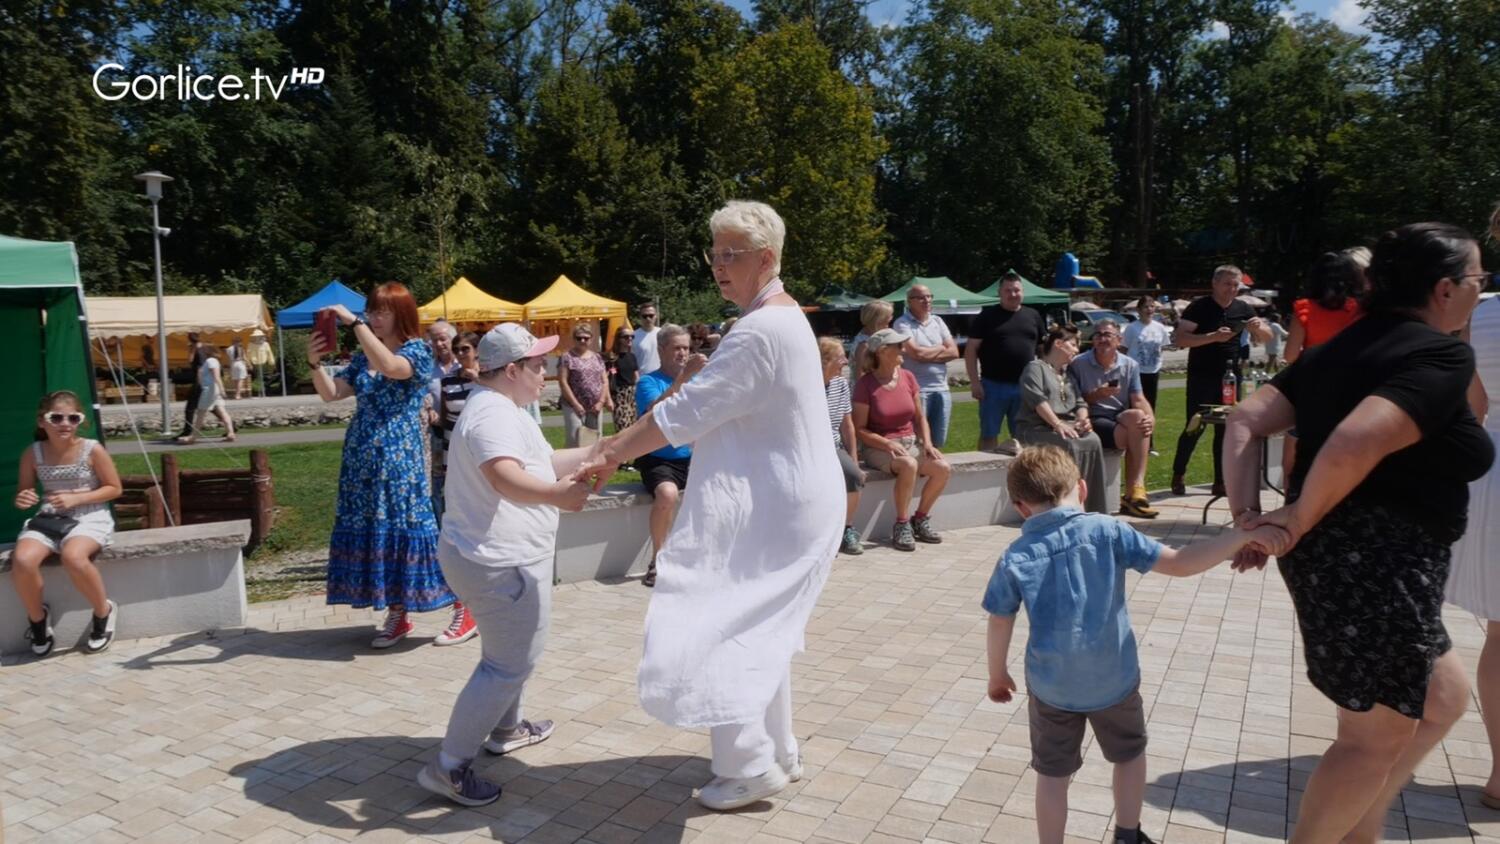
[112,386,1215,575]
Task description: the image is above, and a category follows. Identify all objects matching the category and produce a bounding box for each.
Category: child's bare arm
[986,614,1018,702]
[1153,525,1288,578]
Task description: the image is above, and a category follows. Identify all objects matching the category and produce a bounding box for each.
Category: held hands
[1075,416,1093,435]
[553,478,592,512]
[14,488,39,510]
[987,671,1017,703]
[571,437,620,492]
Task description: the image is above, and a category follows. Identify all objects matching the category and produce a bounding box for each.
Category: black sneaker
[85,600,118,654]
[25,604,54,657]
[1114,827,1156,844]
[911,515,942,544]
[892,520,916,552]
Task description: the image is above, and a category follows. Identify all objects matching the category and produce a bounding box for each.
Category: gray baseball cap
[477,323,560,371]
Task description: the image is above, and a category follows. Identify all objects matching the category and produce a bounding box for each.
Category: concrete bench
[555,452,1021,583]
[0,520,249,657]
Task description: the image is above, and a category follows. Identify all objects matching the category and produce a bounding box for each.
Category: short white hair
[657,323,689,354]
[1212,265,1243,284]
[710,200,786,277]
[430,319,456,340]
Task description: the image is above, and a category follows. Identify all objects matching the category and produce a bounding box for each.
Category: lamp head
[134,170,174,201]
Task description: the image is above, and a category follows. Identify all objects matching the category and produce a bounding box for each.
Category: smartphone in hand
[314,310,339,356]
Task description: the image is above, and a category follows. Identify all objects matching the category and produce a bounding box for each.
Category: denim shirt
[982,506,1163,711]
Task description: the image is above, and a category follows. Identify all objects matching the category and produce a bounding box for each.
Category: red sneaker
[435,602,477,646]
[371,608,413,649]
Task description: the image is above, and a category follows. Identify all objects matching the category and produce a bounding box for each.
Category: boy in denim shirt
[983,446,1283,844]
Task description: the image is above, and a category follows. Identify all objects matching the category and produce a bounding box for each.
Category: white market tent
[87,294,274,368]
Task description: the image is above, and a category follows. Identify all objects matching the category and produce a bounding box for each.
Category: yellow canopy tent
[524,275,631,350]
[87,294,274,368]
[417,276,524,326]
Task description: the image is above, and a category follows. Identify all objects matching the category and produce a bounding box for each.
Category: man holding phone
[1169,266,1272,496]
[1068,320,1158,518]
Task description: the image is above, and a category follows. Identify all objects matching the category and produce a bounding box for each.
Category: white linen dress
[1446,296,1500,617]
[643,302,843,727]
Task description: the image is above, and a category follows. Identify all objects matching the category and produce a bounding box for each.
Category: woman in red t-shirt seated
[853,328,952,552]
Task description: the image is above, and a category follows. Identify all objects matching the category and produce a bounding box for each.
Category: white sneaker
[779,755,803,782]
[697,766,790,811]
[994,439,1022,456]
[85,600,118,653]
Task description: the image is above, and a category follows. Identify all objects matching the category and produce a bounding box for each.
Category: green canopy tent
[881,276,999,312]
[0,235,103,543]
[977,271,1070,305]
[814,285,875,311]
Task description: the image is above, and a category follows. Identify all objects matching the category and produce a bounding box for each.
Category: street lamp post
[135,171,174,435]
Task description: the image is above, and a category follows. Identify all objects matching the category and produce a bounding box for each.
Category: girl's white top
[643,301,843,727]
[1445,296,1500,617]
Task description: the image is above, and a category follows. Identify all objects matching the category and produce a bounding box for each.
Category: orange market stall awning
[417,276,524,325]
[524,275,630,349]
[86,294,274,368]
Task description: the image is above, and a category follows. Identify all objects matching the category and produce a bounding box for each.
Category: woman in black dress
[1224,222,1494,843]
[606,326,639,434]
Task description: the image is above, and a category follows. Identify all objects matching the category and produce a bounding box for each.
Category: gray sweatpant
[437,541,552,761]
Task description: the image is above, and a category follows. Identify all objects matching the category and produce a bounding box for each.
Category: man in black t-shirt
[964,273,1047,453]
[175,332,206,439]
[1170,266,1272,494]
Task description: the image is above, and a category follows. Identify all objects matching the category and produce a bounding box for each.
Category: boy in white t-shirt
[417,323,596,807]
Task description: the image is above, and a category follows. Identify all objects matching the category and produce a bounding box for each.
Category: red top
[854,369,919,438]
[1294,297,1363,348]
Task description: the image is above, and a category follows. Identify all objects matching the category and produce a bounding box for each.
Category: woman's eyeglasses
[45,412,84,426]
[703,247,758,267]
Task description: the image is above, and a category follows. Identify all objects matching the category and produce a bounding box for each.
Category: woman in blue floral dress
[306,282,473,648]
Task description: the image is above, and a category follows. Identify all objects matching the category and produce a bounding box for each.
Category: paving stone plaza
[3,492,1497,843]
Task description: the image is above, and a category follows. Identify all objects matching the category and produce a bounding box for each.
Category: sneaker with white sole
[994,439,1022,456]
[371,608,413,649]
[434,602,477,646]
[25,604,54,658]
[483,719,555,755]
[85,600,118,653]
[416,757,501,806]
[697,766,791,811]
[779,755,803,782]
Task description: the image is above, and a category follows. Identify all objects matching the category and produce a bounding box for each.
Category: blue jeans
[922,389,952,448]
[979,379,1022,441]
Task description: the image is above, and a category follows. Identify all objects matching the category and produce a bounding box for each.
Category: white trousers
[708,670,796,778]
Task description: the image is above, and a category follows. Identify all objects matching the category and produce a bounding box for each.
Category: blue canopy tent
[274,280,366,396]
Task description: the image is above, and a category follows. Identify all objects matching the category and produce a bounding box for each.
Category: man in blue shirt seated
[1067,319,1158,519]
[983,446,1283,844]
[634,324,703,587]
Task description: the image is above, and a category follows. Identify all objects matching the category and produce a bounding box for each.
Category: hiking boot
[1119,497,1159,519]
[1170,474,1186,496]
[697,766,790,811]
[25,604,54,658]
[484,719,555,755]
[371,608,413,649]
[840,526,863,555]
[85,600,118,653]
[892,520,916,552]
[911,515,942,544]
[434,602,477,646]
[417,757,501,807]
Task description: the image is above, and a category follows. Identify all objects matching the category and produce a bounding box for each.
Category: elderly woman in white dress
[1446,204,1500,806]
[576,200,841,811]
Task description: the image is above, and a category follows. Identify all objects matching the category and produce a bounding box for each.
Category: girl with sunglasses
[11,390,122,656]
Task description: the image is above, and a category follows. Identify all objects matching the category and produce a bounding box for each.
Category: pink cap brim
[527,334,561,357]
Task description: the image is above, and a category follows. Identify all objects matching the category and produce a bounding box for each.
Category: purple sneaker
[417,758,501,806]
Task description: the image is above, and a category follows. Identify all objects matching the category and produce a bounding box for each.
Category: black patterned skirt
[1277,499,1457,719]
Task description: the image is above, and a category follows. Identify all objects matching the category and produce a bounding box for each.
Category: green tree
[695,23,885,298]
[884,0,1113,287]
